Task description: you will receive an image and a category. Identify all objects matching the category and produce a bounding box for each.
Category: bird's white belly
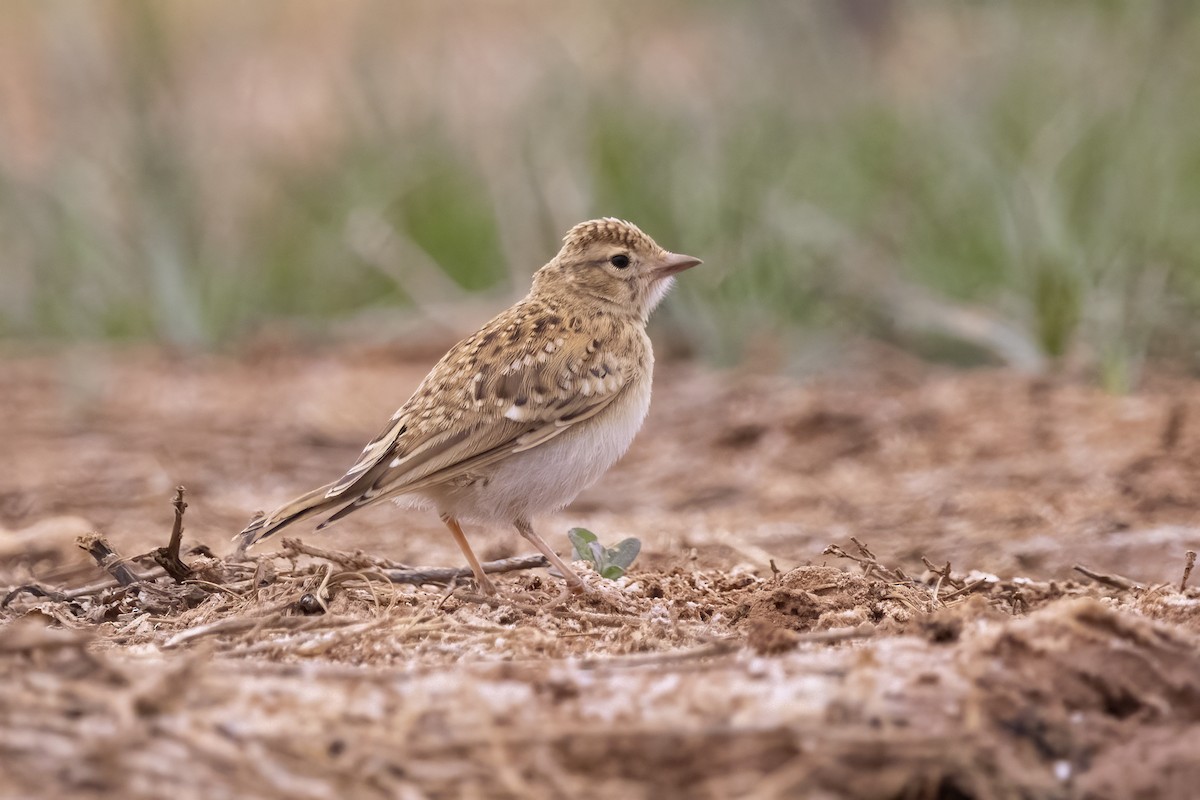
[427,373,652,524]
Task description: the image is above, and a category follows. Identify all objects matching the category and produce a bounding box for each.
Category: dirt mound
[960,599,1200,798]
[743,565,879,630]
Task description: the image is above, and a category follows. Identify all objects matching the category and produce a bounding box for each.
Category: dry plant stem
[921,557,965,590]
[325,571,386,611]
[1073,564,1144,592]
[823,541,905,583]
[3,567,175,608]
[384,554,549,587]
[939,579,989,601]
[1,584,69,607]
[577,640,740,669]
[823,544,868,568]
[1181,550,1197,593]
[794,625,878,645]
[76,532,138,587]
[315,565,334,612]
[152,485,194,582]
[161,611,363,650]
[455,592,550,616]
[279,537,411,570]
[850,537,877,560]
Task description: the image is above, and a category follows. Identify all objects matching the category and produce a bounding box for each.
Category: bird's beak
[653,251,702,279]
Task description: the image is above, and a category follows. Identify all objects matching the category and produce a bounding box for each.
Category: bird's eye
[610,254,630,269]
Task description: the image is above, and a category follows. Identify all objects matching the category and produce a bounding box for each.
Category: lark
[237,219,700,594]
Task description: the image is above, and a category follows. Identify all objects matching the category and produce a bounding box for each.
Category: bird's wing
[316,302,639,524]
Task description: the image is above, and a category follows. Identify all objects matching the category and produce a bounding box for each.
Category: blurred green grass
[2,1,1199,386]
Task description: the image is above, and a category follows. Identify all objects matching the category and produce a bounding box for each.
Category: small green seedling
[567,528,641,580]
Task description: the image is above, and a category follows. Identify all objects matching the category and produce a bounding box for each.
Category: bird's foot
[547,578,588,606]
[476,574,500,596]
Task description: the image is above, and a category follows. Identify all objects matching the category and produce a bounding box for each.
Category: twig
[315,564,333,613]
[823,540,905,583]
[161,611,365,649]
[938,578,989,601]
[77,533,139,587]
[1181,551,1197,593]
[151,486,193,582]
[325,571,387,611]
[850,537,877,560]
[921,557,965,590]
[280,538,412,571]
[577,640,739,669]
[2,584,70,607]
[823,544,869,568]
[3,566,174,607]
[384,554,549,586]
[183,579,246,599]
[1073,564,1143,592]
[793,625,878,645]
[930,572,943,609]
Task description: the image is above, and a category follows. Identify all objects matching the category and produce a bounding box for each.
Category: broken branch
[77,532,139,587]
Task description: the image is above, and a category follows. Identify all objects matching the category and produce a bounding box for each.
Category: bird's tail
[236,483,349,550]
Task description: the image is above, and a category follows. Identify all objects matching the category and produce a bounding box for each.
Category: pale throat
[644,275,676,319]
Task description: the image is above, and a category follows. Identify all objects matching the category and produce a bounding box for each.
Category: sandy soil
[3,342,1200,799]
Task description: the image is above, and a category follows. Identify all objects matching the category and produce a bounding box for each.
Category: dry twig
[577,640,739,669]
[2,584,70,607]
[921,557,965,590]
[823,539,905,583]
[280,537,412,571]
[939,579,989,601]
[76,532,139,587]
[151,486,194,582]
[1073,564,1143,592]
[1181,551,1197,593]
[384,554,549,586]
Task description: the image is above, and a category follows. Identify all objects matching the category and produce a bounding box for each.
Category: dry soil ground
[3,342,1200,799]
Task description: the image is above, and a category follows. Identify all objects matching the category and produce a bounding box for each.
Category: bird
[237,218,701,595]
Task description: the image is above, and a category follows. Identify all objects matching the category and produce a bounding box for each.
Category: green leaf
[605,538,641,571]
[565,529,641,581]
[567,528,599,562]
[587,541,606,569]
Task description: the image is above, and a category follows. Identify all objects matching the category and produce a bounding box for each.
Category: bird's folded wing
[316,331,633,523]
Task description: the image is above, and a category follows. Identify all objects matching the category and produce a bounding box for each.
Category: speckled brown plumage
[238,218,700,595]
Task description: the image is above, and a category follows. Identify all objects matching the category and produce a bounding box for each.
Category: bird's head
[532,218,701,321]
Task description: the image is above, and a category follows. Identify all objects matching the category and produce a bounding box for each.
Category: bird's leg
[513,518,586,595]
[440,514,497,595]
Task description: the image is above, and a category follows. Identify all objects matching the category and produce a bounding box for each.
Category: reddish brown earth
[2,342,1200,799]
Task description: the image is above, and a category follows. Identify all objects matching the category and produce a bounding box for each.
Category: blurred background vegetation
[2,1,1199,387]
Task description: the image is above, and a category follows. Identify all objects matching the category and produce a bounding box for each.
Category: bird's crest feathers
[561,218,657,256]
